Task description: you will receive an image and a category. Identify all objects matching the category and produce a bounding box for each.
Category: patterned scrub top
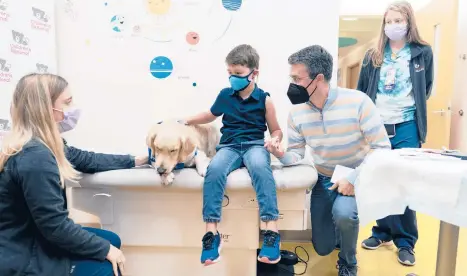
[375,44,416,124]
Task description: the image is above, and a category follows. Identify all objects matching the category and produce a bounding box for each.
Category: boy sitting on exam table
[182,44,283,266]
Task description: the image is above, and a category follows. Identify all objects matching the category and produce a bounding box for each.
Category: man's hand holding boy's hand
[264,137,284,158]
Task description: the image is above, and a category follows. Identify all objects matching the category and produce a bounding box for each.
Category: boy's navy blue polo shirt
[210,86,269,145]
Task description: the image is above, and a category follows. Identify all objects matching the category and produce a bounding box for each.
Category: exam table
[357,149,467,276]
[67,162,317,276]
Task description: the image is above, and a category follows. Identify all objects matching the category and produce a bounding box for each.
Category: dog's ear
[178,131,195,162]
[146,125,160,155]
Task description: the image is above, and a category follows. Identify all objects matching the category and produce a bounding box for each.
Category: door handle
[432,109,451,116]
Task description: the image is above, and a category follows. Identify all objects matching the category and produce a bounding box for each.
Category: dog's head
[146,122,196,174]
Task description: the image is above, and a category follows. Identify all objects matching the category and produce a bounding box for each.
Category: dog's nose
[157,167,166,174]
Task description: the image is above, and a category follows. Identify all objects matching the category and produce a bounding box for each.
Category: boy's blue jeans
[203,140,279,222]
[311,174,359,266]
[70,227,121,276]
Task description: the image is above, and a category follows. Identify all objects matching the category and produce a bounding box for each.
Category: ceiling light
[342,17,359,21]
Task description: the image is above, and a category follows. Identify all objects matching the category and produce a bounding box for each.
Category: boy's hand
[264,137,284,158]
[264,136,280,148]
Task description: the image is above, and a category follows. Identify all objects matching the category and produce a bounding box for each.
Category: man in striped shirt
[267,45,391,275]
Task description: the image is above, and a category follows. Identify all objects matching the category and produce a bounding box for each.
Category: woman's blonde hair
[368,0,428,67]
[0,73,79,184]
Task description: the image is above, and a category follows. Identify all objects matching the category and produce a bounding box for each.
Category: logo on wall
[36,63,48,73]
[64,0,78,20]
[11,30,31,56]
[31,7,51,32]
[0,119,10,131]
[0,58,12,83]
[0,0,10,22]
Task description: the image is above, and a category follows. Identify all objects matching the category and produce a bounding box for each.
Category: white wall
[0,0,57,130]
[55,0,340,155]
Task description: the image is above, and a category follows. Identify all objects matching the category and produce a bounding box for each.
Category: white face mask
[54,107,81,133]
[384,23,408,41]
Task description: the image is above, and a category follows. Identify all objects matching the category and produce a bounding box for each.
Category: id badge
[385,124,396,138]
[384,68,396,91]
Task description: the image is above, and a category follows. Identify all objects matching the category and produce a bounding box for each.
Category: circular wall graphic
[186,31,200,45]
[338,37,358,48]
[110,15,126,32]
[150,56,173,79]
[147,0,171,15]
[222,0,242,11]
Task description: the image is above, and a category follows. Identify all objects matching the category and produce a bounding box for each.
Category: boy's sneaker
[337,262,358,276]
[361,236,392,250]
[200,231,222,266]
[398,247,416,266]
[258,230,281,264]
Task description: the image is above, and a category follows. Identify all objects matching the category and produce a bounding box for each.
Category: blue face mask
[229,70,254,92]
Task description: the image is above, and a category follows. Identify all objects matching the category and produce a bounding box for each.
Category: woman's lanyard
[384,51,401,91]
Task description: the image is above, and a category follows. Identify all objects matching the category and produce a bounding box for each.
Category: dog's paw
[161,172,175,186]
[196,163,209,177]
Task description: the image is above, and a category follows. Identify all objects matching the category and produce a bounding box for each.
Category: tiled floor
[283,214,466,276]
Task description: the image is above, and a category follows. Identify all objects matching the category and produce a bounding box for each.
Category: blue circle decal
[222,0,242,11]
[150,56,173,79]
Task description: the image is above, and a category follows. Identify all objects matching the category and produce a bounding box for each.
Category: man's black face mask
[286,79,316,105]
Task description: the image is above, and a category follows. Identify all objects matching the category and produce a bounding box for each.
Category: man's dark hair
[225,44,259,70]
[288,45,333,81]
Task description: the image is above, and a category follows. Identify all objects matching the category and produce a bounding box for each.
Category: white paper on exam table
[457,176,467,210]
[331,165,355,183]
[395,148,462,161]
[356,149,467,226]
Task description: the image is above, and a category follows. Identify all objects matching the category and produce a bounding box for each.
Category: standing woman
[0,73,148,276]
[357,0,433,266]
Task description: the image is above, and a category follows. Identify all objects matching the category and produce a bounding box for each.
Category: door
[415,0,458,149]
[346,63,360,89]
[449,0,467,151]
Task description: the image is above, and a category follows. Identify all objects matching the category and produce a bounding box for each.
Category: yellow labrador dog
[146,121,219,185]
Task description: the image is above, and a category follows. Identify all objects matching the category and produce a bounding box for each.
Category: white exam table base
[121,246,257,276]
[72,188,261,249]
[68,165,316,276]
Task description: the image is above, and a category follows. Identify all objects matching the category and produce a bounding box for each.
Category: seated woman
[0,73,147,276]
